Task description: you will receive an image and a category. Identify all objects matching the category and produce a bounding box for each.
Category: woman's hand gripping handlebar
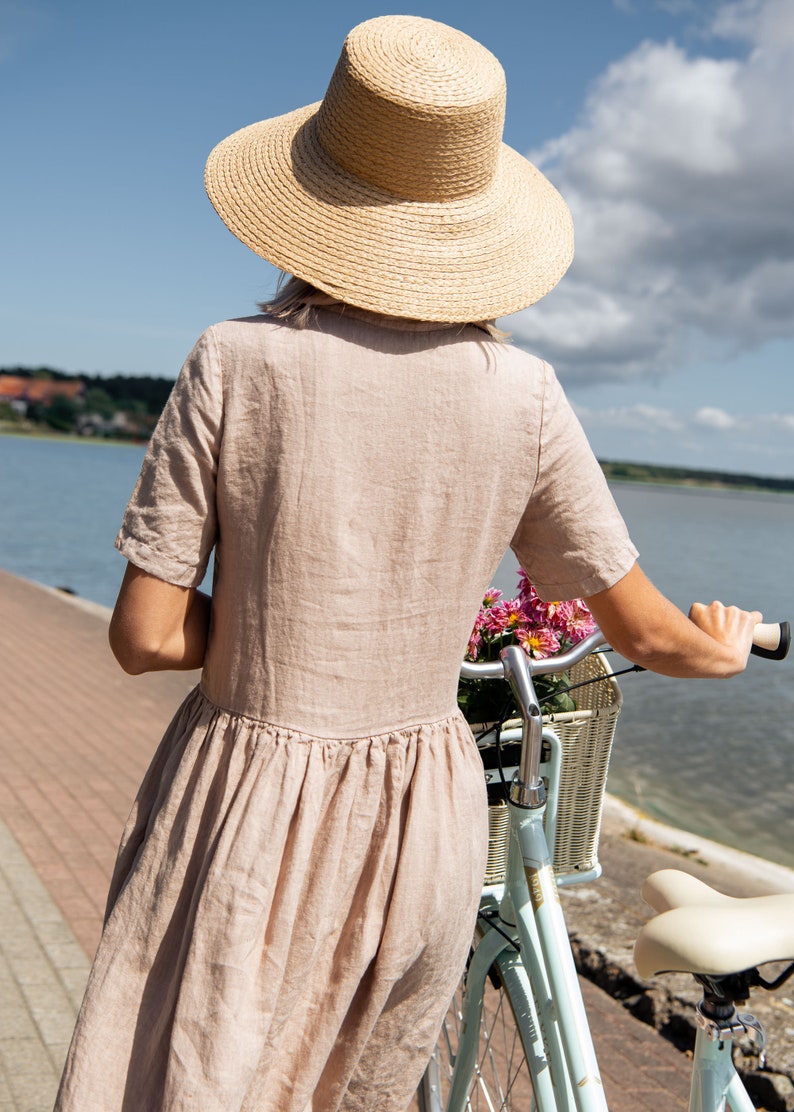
[458,622,791,683]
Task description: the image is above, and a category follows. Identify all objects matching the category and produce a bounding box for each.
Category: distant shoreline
[599,458,794,494]
[0,425,145,449]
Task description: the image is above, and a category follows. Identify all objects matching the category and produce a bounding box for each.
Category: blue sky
[2,0,793,476]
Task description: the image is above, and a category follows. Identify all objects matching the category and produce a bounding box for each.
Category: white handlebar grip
[751,621,790,660]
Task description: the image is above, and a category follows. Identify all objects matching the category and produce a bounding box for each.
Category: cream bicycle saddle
[634,869,794,978]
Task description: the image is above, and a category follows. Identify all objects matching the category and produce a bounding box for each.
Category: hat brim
[205,102,574,322]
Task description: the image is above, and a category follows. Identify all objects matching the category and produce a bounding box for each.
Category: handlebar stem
[478,631,607,810]
[500,645,546,808]
[463,632,608,808]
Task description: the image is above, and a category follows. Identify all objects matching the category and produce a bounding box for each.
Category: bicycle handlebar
[751,620,791,660]
[460,629,607,681]
[460,621,790,680]
[462,620,789,811]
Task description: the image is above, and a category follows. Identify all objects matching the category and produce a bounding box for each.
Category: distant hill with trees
[600,459,794,494]
[0,366,174,440]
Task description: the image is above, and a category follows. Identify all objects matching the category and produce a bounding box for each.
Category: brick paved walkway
[0,568,692,1110]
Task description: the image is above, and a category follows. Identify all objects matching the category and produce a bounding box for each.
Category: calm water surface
[3,435,793,865]
[495,483,794,867]
[609,484,794,867]
[0,435,145,607]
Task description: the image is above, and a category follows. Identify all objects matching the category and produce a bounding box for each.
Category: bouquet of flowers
[458,568,597,726]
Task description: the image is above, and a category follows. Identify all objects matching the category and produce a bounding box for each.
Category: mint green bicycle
[418,621,792,1112]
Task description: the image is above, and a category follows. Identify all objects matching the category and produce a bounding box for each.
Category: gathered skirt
[55,687,488,1111]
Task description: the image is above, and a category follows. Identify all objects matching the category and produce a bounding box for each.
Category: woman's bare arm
[108,563,211,675]
[584,563,761,679]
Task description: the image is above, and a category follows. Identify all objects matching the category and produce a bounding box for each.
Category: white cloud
[694,406,737,429]
[577,403,794,435]
[576,402,686,432]
[573,402,794,475]
[508,0,794,385]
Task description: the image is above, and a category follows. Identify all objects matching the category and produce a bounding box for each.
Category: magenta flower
[464,572,594,663]
[546,598,574,631]
[566,600,597,641]
[460,571,588,719]
[547,598,595,641]
[493,598,526,630]
[517,568,535,600]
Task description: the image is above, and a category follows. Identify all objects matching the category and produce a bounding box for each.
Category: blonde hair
[259,276,342,328]
[259,275,510,341]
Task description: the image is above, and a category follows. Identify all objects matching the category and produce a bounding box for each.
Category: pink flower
[466,572,594,668]
[557,599,597,642]
[571,603,597,641]
[516,626,561,659]
[517,567,532,595]
[518,580,550,625]
[500,599,526,630]
[483,598,526,635]
[546,598,574,630]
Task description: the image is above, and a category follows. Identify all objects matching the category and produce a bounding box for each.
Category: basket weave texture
[480,652,621,884]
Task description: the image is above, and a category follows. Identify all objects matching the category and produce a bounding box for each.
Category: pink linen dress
[55,307,637,1111]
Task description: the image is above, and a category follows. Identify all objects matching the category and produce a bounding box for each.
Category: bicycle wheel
[417,950,535,1112]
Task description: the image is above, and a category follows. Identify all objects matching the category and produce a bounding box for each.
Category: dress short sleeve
[115,329,223,588]
[510,363,638,600]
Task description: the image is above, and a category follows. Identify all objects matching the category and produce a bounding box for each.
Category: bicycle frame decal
[525,866,545,910]
[524,865,561,911]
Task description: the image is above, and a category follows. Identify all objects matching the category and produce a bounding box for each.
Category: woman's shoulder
[193,313,298,369]
[192,311,553,392]
[204,313,283,346]
[481,336,552,388]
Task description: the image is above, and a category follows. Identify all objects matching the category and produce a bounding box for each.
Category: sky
[2,0,793,476]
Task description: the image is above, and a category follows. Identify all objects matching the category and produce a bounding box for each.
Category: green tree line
[600,459,794,494]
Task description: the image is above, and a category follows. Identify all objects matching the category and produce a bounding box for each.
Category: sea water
[2,435,793,865]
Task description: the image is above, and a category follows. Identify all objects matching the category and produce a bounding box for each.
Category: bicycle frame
[429,630,778,1112]
[689,1028,755,1112]
[441,636,610,1111]
[443,757,606,1109]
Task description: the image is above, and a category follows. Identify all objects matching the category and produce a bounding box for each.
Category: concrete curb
[604,794,794,892]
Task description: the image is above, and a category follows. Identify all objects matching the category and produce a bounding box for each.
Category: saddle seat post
[694,971,766,1066]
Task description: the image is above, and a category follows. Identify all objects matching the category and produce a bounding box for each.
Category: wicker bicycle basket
[473,651,622,885]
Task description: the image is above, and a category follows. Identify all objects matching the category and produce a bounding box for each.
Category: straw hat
[205,15,573,322]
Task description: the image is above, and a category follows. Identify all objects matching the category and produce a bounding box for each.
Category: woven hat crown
[315,16,506,202]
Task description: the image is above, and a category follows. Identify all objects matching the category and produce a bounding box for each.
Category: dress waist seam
[197,683,463,743]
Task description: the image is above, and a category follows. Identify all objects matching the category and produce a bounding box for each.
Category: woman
[56,15,759,1112]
